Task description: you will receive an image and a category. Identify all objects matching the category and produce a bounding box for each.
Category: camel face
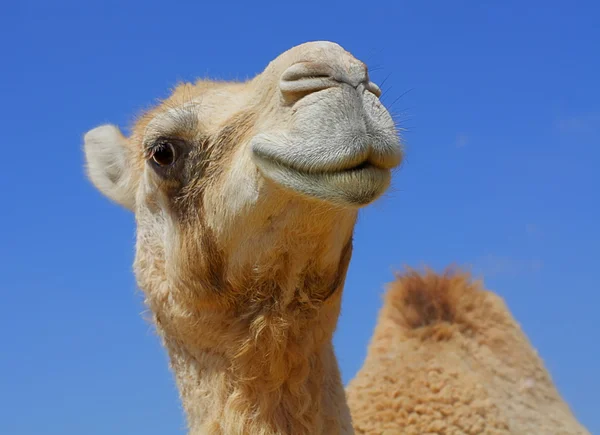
[84,41,401,311]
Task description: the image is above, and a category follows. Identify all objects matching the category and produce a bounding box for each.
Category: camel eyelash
[144,138,188,169]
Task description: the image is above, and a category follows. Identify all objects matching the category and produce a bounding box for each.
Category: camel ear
[83,124,137,211]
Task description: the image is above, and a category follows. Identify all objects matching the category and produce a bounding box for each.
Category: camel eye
[151,142,177,166]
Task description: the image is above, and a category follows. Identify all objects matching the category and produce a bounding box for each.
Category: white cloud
[556,112,600,134]
[526,223,542,238]
[456,133,469,148]
[470,254,544,278]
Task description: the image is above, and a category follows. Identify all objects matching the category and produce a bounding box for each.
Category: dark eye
[151,142,177,166]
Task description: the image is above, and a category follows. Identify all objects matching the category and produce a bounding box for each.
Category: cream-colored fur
[84,125,137,210]
[83,41,588,434]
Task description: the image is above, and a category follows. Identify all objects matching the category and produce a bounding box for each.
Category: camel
[83,41,589,434]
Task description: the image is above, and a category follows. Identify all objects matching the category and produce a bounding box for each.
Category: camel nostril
[281,62,334,82]
[279,62,337,100]
[280,61,377,103]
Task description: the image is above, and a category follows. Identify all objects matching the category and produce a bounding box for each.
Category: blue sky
[1,1,598,433]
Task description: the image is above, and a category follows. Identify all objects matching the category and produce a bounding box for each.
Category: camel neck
[136,223,357,434]
[158,293,354,435]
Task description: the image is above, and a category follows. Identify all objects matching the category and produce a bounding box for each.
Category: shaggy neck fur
[162,296,352,435]
[135,210,356,435]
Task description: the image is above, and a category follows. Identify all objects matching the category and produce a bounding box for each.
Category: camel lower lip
[252,153,391,207]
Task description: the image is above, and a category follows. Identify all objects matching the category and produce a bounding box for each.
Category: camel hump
[383,267,490,336]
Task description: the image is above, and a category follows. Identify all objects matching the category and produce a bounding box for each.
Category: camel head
[83,40,402,328]
[83,41,401,433]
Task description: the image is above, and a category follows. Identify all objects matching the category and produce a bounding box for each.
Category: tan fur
[85,42,376,434]
[346,269,590,434]
[130,93,357,433]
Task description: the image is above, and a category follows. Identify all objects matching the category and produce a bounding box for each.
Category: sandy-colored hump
[383,268,491,339]
[348,268,591,435]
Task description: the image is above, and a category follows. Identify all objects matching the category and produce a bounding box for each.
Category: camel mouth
[252,152,392,207]
[259,152,384,175]
[248,82,401,206]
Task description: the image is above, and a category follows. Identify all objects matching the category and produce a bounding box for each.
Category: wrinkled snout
[278,42,382,103]
[251,41,402,207]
